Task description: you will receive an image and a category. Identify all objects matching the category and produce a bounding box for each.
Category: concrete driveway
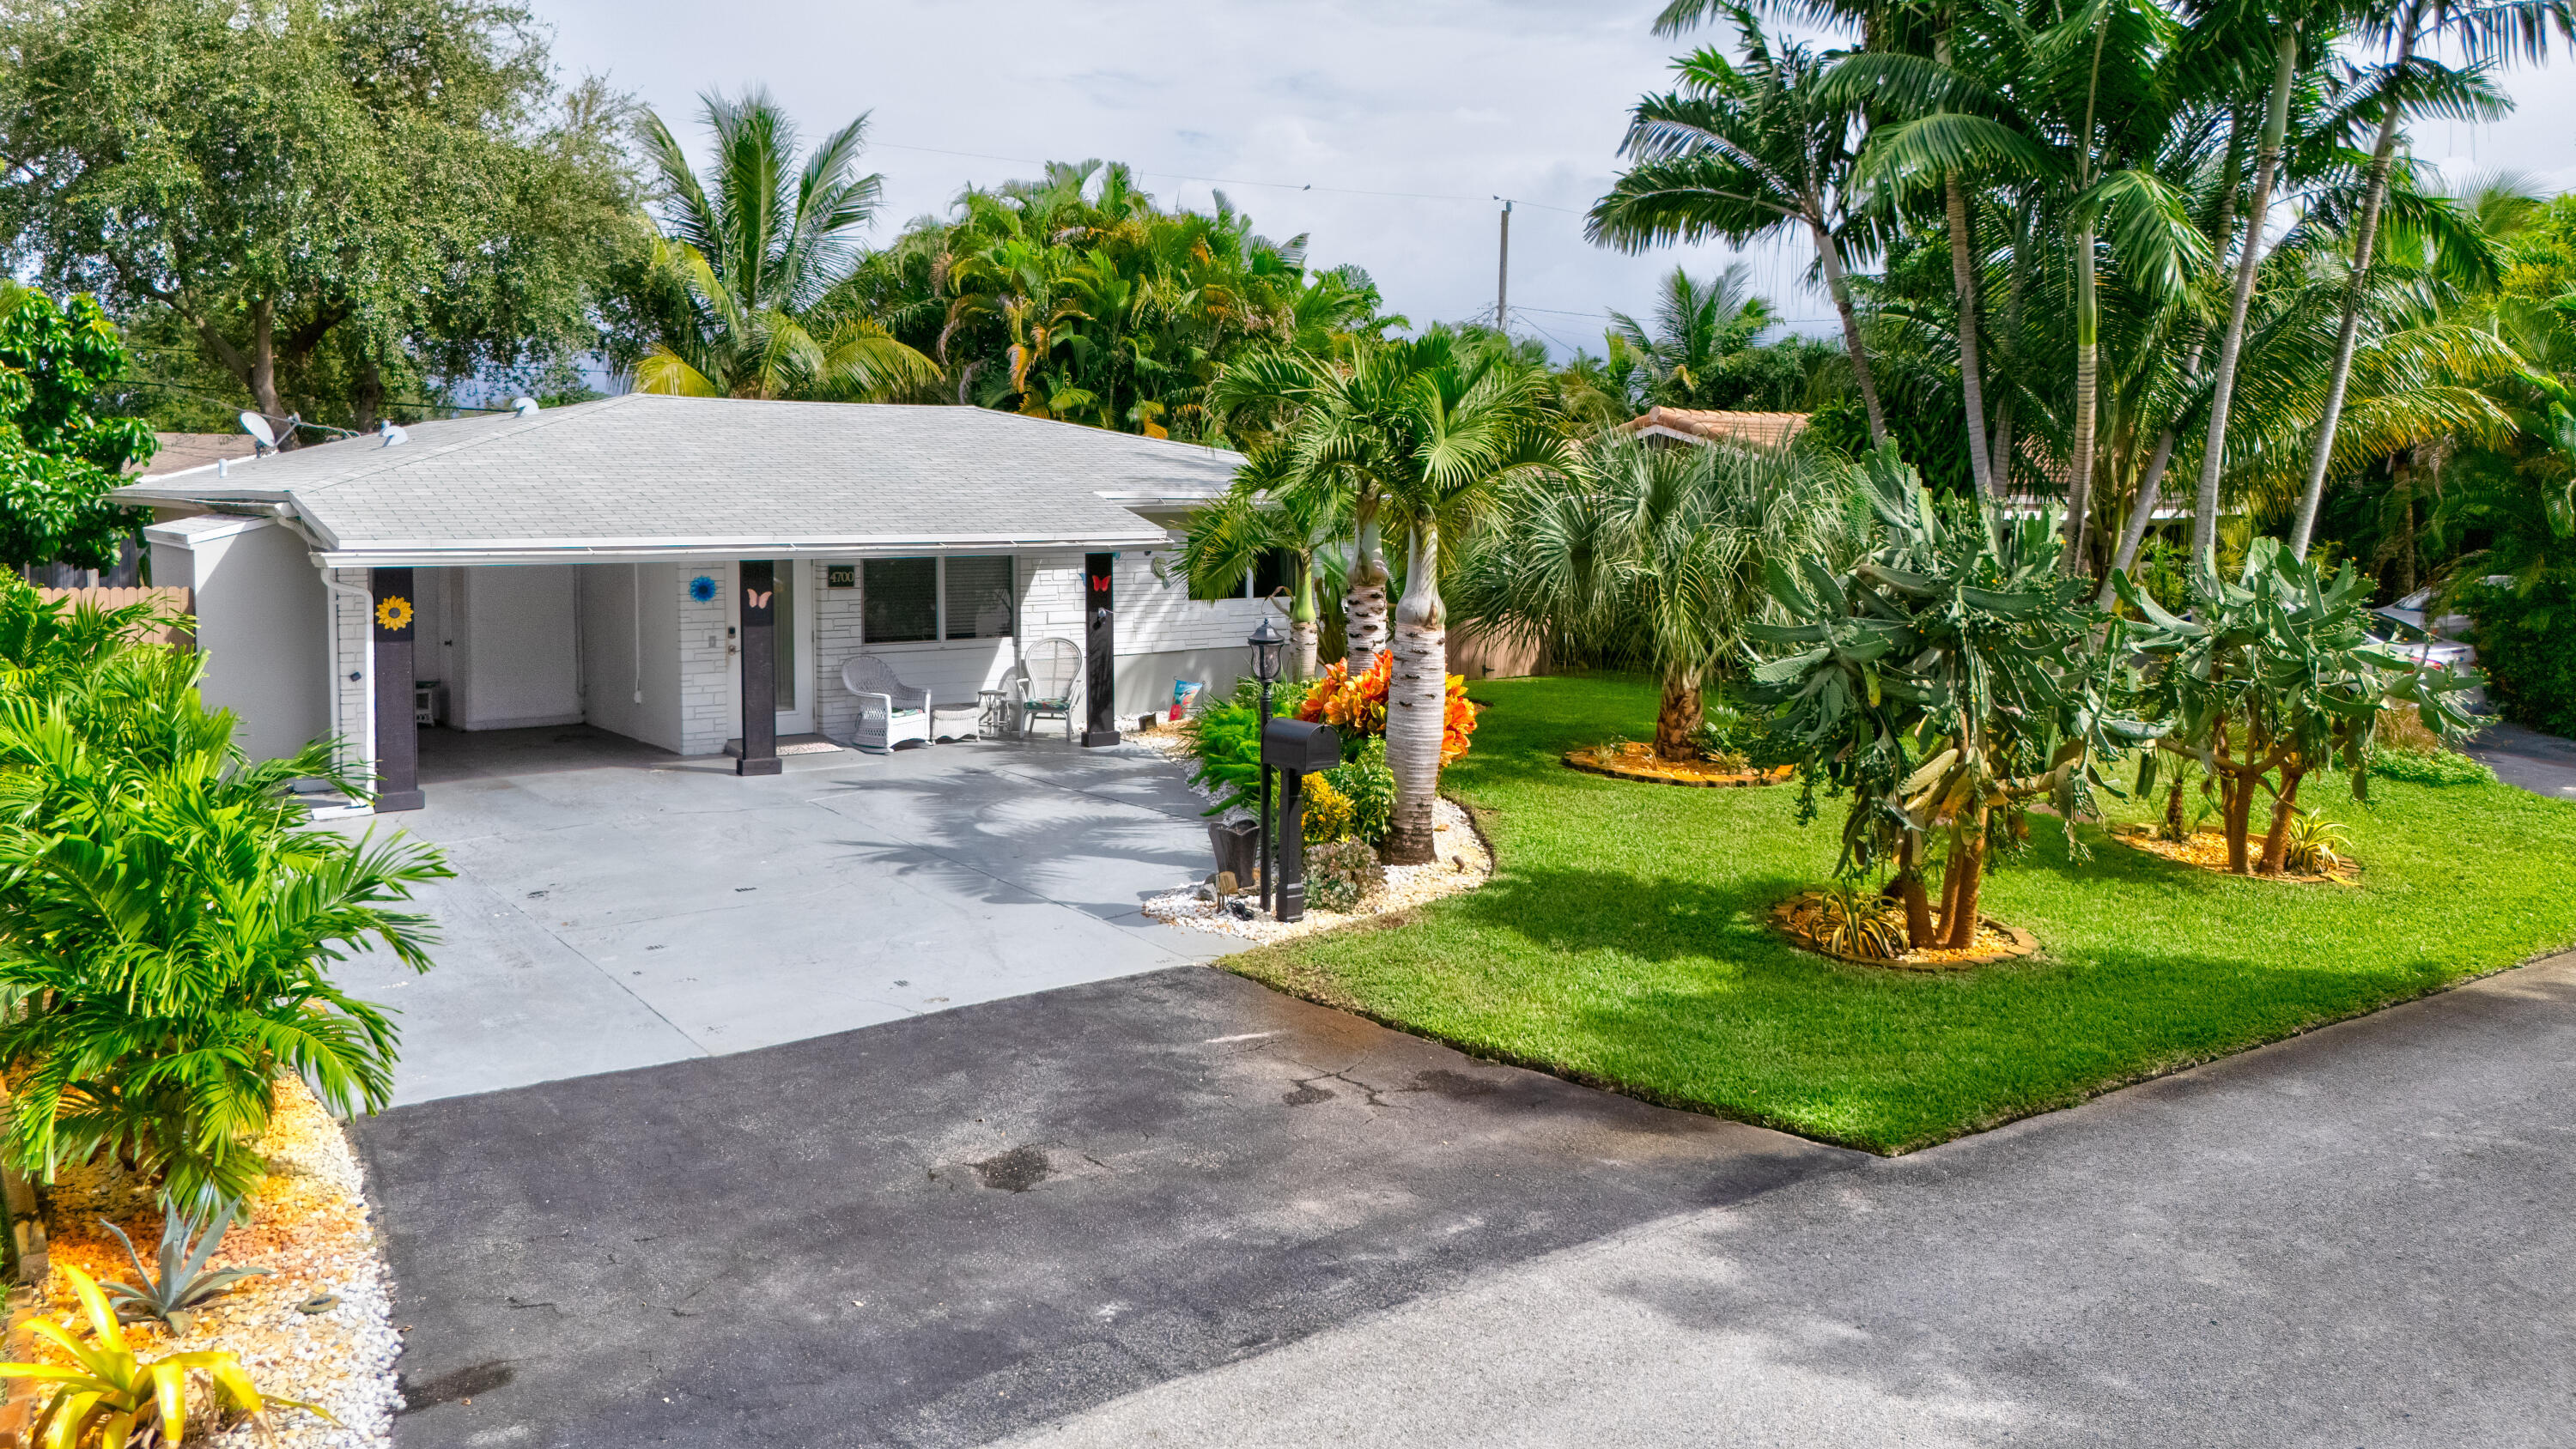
[356,948,2576,1449]
[337,727,1230,1105]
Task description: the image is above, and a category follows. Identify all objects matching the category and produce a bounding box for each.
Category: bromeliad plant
[2113,538,2482,875]
[0,645,450,1204]
[1748,448,2154,951]
[0,1265,332,1445]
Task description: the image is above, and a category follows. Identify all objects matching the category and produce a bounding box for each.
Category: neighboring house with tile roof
[118,395,1274,804]
[1619,406,1814,452]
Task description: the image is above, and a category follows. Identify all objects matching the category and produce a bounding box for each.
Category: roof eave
[313,531,1175,568]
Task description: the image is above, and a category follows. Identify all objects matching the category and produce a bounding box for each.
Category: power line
[872,140,1589,214]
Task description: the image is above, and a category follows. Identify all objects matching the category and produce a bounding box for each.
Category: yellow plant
[2282,811,2351,874]
[1300,772,1356,843]
[1811,884,1906,960]
[0,1265,334,1446]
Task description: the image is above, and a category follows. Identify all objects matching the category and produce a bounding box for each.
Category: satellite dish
[239,411,276,449]
[380,424,409,448]
[511,397,539,418]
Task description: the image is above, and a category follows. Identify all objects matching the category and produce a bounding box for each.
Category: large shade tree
[0,0,635,435]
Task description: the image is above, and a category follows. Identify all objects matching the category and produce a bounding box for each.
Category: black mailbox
[1261,718,1341,774]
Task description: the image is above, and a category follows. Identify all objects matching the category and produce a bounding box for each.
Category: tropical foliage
[0,1264,331,1446]
[0,288,153,571]
[1747,448,2153,949]
[0,581,447,1203]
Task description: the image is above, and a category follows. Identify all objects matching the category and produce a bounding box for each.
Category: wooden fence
[32,585,194,646]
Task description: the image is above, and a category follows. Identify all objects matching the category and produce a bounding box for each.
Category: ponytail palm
[636,89,936,401]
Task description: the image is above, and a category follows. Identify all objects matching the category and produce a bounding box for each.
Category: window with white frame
[862,555,1015,644]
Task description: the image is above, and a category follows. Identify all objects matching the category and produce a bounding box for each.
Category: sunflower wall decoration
[374,596,414,632]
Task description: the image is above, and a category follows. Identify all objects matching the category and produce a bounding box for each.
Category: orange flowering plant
[1298,651,1478,766]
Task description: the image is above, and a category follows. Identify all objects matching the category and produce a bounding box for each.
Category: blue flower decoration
[689,574,718,603]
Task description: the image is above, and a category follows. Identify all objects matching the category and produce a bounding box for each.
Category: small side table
[978,688,1018,741]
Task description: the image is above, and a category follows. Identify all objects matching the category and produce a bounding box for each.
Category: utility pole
[1495,198,1512,333]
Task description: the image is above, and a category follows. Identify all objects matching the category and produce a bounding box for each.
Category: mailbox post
[1260,718,1341,922]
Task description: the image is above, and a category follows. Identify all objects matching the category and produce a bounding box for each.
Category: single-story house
[116,393,1276,811]
[1620,406,1813,451]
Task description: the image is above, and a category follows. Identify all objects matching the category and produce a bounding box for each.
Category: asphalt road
[355,965,1849,1448]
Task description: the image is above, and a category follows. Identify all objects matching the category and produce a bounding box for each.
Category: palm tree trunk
[2100,426,2181,607]
[1947,176,1996,498]
[1654,663,1704,761]
[2288,11,2421,558]
[2063,219,2100,573]
[1346,500,1390,670]
[1988,212,2031,491]
[2192,29,2300,563]
[1382,521,1449,865]
[1809,215,1888,451]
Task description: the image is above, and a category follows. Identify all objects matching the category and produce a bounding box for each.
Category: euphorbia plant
[2112,537,2481,875]
[1749,449,2151,950]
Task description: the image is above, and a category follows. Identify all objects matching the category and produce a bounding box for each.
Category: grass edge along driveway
[1225,676,2576,1154]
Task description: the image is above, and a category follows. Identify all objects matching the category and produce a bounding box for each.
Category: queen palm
[1589,9,1893,449]
[636,89,934,400]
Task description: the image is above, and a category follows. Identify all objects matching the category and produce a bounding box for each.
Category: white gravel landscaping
[23,1077,402,1448]
[1128,723,1494,945]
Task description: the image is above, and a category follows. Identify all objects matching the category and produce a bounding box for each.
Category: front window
[864,558,937,643]
[945,555,1015,640]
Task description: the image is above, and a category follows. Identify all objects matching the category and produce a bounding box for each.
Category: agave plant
[100,1195,269,1336]
[1810,883,1906,960]
[0,1264,332,1446]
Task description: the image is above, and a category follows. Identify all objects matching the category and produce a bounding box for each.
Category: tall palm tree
[1176,468,1346,680]
[636,89,935,400]
[1590,9,1893,449]
[1842,0,2210,572]
[1607,264,1777,409]
[2287,0,2572,555]
[1455,434,1852,761]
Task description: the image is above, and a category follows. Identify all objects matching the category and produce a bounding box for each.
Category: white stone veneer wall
[677,562,733,757]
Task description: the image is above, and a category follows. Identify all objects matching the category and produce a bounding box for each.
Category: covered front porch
[332,723,1236,1105]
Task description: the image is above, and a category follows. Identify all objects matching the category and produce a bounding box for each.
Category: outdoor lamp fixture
[1249,616,1285,686]
[1249,616,1285,910]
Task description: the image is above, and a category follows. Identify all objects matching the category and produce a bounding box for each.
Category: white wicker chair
[1011,638,1082,742]
[842,656,939,752]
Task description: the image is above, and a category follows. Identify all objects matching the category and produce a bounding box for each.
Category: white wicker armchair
[842,656,933,752]
[1011,638,1082,742]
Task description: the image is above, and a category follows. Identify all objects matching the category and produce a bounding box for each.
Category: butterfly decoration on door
[745,589,772,609]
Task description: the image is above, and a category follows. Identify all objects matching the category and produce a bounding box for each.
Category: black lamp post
[1249,617,1285,910]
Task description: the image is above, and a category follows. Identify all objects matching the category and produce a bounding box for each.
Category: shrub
[1298,652,1389,739]
[1323,737,1397,848]
[1692,695,1797,770]
[2369,746,2499,786]
[0,1265,334,1442]
[0,640,449,1203]
[1300,772,1357,843]
[2465,574,2576,737]
[1186,678,1295,816]
[2281,811,2352,875]
[1304,840,1385,913]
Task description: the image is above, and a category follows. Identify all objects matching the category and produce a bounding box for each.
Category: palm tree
[1177,467,1346,680]
[635,89,935,400]
[1455,433,1853,761]
[1589,9,1893,449]
[2287,0,2573,555]
[0,640,447,1203]
[1841,0,2210,571]
[1607,264,1777,409]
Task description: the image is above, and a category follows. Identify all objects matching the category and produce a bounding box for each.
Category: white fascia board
[314,531,1173,567]
[143,514,278,548]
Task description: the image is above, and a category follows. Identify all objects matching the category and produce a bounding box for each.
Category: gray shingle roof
[120,395,1243,565]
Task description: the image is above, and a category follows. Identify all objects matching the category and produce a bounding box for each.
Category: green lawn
[1228,674,2576,1153]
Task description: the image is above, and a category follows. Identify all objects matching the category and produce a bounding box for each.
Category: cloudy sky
[538,0,2574,356]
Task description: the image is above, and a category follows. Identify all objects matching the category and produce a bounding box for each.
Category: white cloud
[536,0,2573,358]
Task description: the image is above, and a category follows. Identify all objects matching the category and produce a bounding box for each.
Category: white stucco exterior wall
[142,515,331,765]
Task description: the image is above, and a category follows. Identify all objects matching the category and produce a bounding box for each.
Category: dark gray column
[370,567,425,812]
[738,561,781,775]
[1081,551,1121,748]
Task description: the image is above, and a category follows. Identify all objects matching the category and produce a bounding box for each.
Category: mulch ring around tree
[2111,825,2360,885]
[1564,742,1794,787]
[1769,892,2040,972]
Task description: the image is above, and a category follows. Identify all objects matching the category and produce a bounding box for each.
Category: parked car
[2366,590,2486,712]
